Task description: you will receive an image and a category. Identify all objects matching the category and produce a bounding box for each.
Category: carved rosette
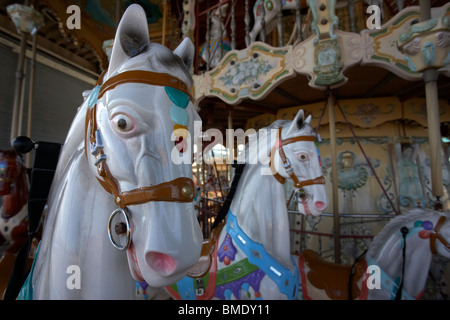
[398,16,450,72]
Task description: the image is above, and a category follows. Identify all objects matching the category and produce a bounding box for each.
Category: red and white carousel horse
[19,4,203,299]
[0,150,29,297]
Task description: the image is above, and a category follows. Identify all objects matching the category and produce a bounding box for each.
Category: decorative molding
[360,6,423,81]
[193,3,450,108]
[398,15,450,72]
[193,42,295,106]
[246,97,450,130]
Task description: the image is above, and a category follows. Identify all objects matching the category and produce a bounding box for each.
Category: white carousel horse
[249,0,299,44]
[200,3,231,69]
[167,109,328,300]
[298,208,450,300]
[20,5,203,299]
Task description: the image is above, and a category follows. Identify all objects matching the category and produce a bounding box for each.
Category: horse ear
[305,114,312,124]
[107,4,150,78]
[285,109,305,137]
[174,38,195,71]
[220,3,229,16]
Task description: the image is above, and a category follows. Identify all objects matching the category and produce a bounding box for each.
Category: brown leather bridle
[84,70,195,208]
[269,127,325,189]
[430,215,450,255]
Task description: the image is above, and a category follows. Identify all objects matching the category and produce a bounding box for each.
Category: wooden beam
[400,79,450,101]
[273,87,305,105]
[363,73,395,98]
[397,81,425,101]
[238,101,278,115]
[0,14,98,75]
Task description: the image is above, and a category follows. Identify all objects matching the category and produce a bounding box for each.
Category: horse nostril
[145,251,177,276]
[315,201,326,211]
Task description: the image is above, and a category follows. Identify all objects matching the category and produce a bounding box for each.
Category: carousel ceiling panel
[0,0,181,74]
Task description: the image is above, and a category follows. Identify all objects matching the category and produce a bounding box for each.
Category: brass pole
[328,91,341,263]
[420,0,444,202]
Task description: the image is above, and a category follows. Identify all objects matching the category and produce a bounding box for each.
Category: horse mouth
[127,244,145,282]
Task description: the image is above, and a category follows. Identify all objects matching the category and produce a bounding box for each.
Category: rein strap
[430,216,450,255]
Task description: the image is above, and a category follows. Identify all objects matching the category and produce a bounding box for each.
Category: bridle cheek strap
[430,216,450,255]
[84,70,195,207]
[269,127,325,189]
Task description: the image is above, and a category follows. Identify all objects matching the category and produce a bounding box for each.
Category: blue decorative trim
[444,52,450,67]
[18,242,41,300]
[88,85,101,109]
[170,105,189,126]
[176,275,197,300]
[366,257,414,300]
[404,55,417,72]
[227,210,299,300]
[165,86,189,109]
[422,41,436,66]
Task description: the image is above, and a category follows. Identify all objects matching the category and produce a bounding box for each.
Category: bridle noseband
[269,127,325,192]
[84,70,195,208]
[430,215,450,255]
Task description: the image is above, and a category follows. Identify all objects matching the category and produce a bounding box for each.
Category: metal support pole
[419,0,431,20]
[116,0,122,26]
[162,0,167,46]
[10,31,28,142]
[25,34,37,167]
[328,91,341,263]
[424,69,443,199]
[419,0,444,202]
[227,106,234,178]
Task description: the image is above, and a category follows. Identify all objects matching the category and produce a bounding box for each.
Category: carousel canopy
[0,0,449,132]
[0,0,183,74]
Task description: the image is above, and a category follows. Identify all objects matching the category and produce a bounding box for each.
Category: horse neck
[229,162,293,267]
[33,104,134,299]
[367,223,433,298]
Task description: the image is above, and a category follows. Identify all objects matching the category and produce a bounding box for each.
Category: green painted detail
[169,258,259,295]
[216,258,259,287]
[395,61,416,73]
[393,11,420,27]
[253,45,271,53]
[371,55,391,63]
[399,19,438,43]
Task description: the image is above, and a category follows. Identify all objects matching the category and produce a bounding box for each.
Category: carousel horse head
[364,209,450,299]
[0,150,22,196]
[0,150,28,219]
[84,4,202,287]
[270,110,328,216]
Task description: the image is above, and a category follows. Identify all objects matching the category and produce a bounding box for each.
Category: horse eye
[112,114,133,132]
[297,153,309,162]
